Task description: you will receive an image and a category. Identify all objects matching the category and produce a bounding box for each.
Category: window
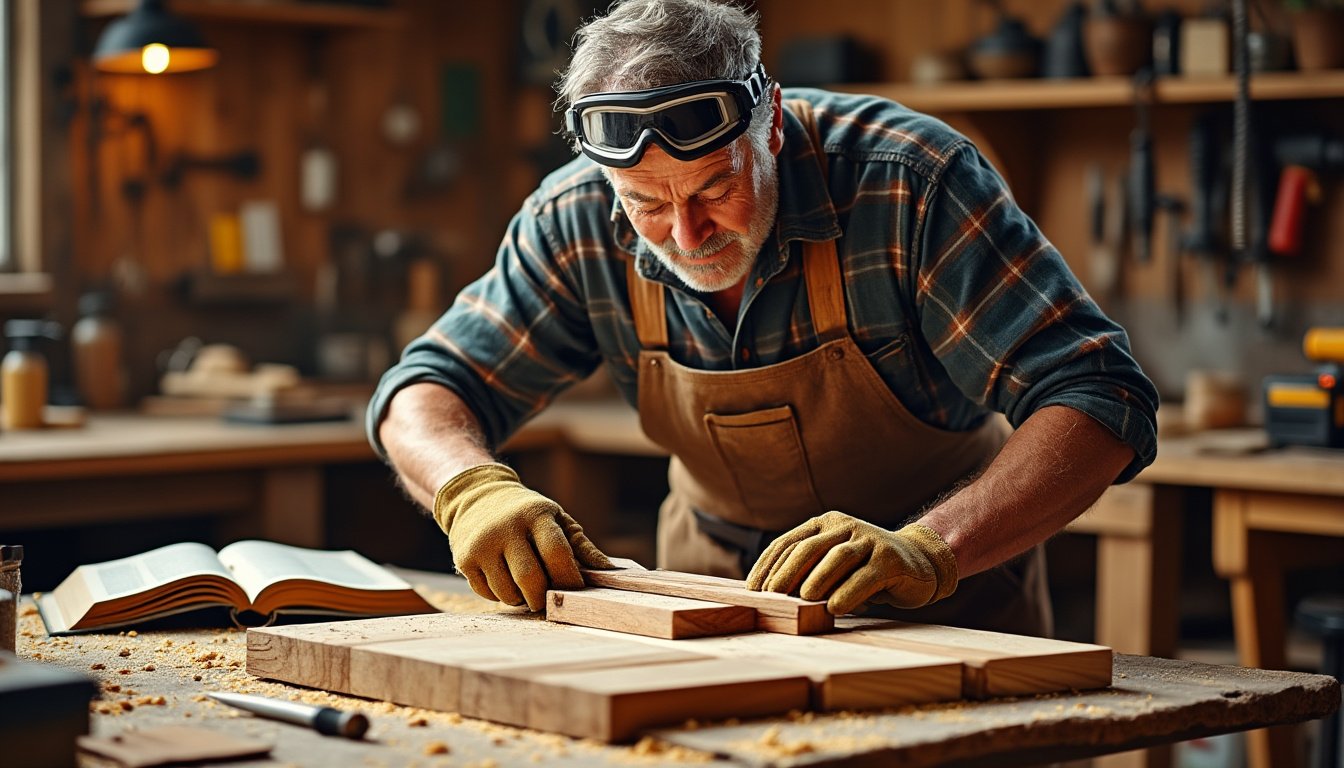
[0,0,12,273]
[0,0,71,308]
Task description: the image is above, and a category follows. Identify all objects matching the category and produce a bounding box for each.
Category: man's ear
[768,84,784,155]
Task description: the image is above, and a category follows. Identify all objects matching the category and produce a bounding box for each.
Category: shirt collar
[610,104,842,286]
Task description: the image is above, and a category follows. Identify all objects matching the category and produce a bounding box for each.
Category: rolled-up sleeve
[365,196,601,460]
[915,144,1158,481]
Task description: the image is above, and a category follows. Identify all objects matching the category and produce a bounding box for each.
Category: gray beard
[647,169,780,293]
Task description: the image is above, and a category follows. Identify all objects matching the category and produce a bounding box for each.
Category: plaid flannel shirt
[369,88,1158,481]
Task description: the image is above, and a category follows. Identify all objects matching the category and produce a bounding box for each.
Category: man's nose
[670,204,713,252]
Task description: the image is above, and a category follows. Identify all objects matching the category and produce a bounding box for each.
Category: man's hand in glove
[433,463,613,611]
[745,511,958,616]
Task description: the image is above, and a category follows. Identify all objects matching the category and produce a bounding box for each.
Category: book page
[219,540,413,603]
[77,542,232,601]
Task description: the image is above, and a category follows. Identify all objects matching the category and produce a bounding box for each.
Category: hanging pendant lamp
[93,0,218,75]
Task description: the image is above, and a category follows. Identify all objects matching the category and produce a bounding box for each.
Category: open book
[37,540,438,635]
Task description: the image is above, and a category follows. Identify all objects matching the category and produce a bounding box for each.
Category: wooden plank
[458,639,703,727]
[581,565,833,635]
[527,658,811,742]
[246,614,479,690]
[545,588,756,639]
[829,619,1112,698]
[586,629,964,711]
[349,632,702,724]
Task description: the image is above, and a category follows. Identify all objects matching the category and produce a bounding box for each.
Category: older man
[369,0,1158,637]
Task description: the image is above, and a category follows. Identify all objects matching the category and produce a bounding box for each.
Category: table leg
[1076,484,1181,768]
[1213,490,1294,768]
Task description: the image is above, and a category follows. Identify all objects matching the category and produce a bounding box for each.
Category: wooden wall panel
[65,1,523,399]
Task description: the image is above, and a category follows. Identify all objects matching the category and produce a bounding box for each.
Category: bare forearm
[918,405,1135,578]
[378,382,497,510]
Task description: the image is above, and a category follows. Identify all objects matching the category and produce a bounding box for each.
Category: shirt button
[741,348,751,362]
[754,277,764,288]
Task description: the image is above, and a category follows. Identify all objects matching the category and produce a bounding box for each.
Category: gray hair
[557,0,773,163]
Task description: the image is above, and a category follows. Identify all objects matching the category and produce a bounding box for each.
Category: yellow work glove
[433,463,613,611]
[745,511,958,616]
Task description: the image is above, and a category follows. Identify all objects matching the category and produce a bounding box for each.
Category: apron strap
[627,257,668,349]
[785,100,847,342]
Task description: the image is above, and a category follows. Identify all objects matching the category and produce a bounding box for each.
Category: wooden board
[248,612,1116,742]
[576,628,965,711]
[349,633,704,726]
[829,618,1113,698]
[581,564,833,635]
[545,588,756,639]
[527,658,811,742]
[246,613,486,691]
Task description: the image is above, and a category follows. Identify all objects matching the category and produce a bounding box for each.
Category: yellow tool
[1264,328,1344,448]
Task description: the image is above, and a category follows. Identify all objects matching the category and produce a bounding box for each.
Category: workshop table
[14,570,1340,768]
[0,401,644,548]
[0,413,375,548]
[1066,429,1344,768]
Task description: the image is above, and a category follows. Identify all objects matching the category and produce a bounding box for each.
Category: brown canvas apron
[627,101,1052,637]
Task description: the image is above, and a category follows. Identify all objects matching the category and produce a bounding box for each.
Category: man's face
[609,137,778,293]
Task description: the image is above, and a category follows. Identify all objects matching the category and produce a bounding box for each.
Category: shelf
[833,71,1344,112]
[0,273,54,315]
[81,0,405,30]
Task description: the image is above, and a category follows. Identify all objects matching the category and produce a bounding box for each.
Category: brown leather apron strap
[627,257,668,349]
[786,99,847,343]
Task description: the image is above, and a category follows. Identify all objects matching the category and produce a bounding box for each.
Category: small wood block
[829,618,1113,698]
[526,658,811,741]
[581,565,833,635]
[546,588,756,639]
[247,613,484,690]
[77,726,271,767]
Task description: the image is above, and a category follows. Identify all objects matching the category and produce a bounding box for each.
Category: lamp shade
[93,0,218,74]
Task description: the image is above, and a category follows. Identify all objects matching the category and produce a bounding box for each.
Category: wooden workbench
[1066,429,1344,768]
[0,412,375,547]
[0,400,651,549]
[15,569,1339,768]
[4,404,1339,767]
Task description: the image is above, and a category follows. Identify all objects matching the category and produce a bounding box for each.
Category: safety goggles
[564,63,768,168]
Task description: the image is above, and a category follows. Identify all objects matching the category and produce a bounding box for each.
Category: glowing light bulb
[141,44,170,74]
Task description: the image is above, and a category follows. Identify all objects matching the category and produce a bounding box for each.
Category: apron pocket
[703,405,825,527]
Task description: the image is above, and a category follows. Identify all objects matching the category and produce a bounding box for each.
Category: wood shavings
[423,741,450,755]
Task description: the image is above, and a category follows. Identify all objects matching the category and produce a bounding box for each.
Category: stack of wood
[248,561,1112,742]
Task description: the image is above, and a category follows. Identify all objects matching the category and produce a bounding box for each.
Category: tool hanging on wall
[85,97,157,295]
[1155,194,1187,326]
[1228,0,1277,329]
[1267,134,1344,258]
[1085,164,1119,298]
[300,33,338,214]
[1183,111,1230,323]
[1127,67,1156,264]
